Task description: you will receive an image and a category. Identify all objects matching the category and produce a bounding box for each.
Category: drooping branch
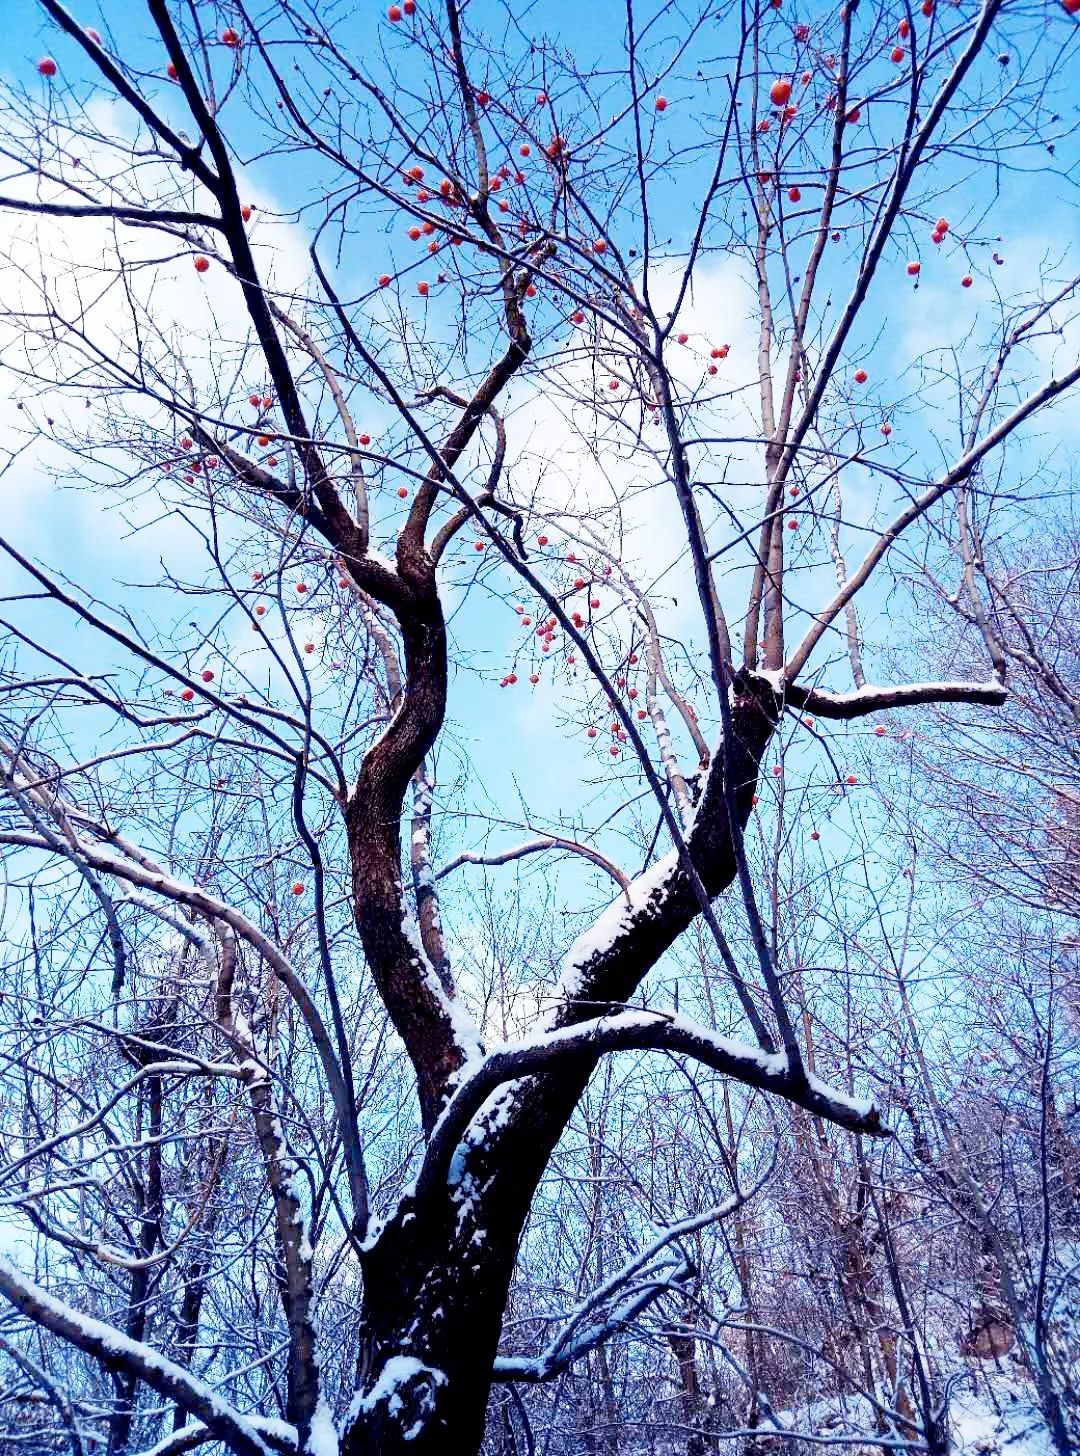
[435,835,630,891]
[0,1257,273,1456]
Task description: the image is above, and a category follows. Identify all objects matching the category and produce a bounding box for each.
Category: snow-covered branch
[787,678,1008,719]
[0,1256,273,1456]
[417,1008,882,1203]
[493,1191,756,1382]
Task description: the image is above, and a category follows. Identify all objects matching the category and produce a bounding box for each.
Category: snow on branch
[0,1256,273,1456]
[417,1009,883,1203]
[494,1275,685,1384]
[493,1191,756,1383]
[132,1416,297,1456]
[786,678,1008,718]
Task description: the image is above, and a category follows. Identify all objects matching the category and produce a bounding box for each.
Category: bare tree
[0,0,1077,1452]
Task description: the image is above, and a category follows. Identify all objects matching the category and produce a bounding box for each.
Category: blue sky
[1,0,1078,976]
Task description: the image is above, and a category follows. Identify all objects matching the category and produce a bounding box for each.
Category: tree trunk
[343,680,780,1454]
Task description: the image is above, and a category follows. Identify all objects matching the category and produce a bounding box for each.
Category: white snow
[348,1356,447,1442]
[554,851,680,1010]
[305,1398,339,1456]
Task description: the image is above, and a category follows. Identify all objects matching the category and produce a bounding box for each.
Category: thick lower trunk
[341,1254,507,1455]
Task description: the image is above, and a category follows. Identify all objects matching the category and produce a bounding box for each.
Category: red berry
[891,46,905,63]
[292,882,305,895]
[874,725,886,736]
[388,4,403,18]
[593,239,607,254]
[304,642,315,654]
[474,541,484,551]
[85,28,102,44]
[655,96,668,111]
[201,669,214,683]
[296,583,308,594]
[677,332,689,345]
[37,57,57,76]
[221,28,240,47]
[194,255,210,273]
[378,274,392,287]
[359,434,371,446]
[571,311,585,324]
[854,368,867,384]
[241,205,252,221]
[881,422,892,436]
[898,18,911,36]
[397,487,408,498]
[787,518,799,530]
[788,186,802,202]
[846,774,858,785]
[769,79,792,107]
[180,688,194,702]
[961,275,973,288]
[418,281,429,296]
[167,62,179,79]
[810,830,820,841]
[538,535,549,546]
[404,0,416,12]
[907,261,921,276]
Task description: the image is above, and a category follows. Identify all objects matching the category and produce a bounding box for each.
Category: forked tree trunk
[343,679,782,1454]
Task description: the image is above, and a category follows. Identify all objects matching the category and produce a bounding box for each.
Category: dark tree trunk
[343,680,780,1454]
